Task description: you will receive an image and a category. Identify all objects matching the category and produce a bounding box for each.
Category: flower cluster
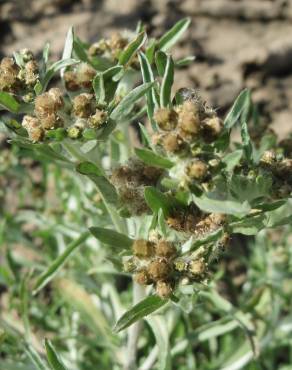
[152,98,222,155]
[0,49,39,94]
[64,62,96,91]
[111,159,163,215]
[124,233,229,299]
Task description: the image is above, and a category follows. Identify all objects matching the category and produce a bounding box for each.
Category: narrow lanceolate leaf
[24,343,49,370]
[89,227,133,250]
[241,121,253,162]
[192,194,251,217]
[155,50,168,77]
[43,58,78,91]
[119,32,147,66]
[138,52,156,126]
[0,91,20,113]
[114,295,167,332]
[93,73,105,104]
[43,42,50,65]
[160,55,174,108]
[45,339,68,370]
[224,89,251,129]
[33,232,89,295]
[55,278,113,343]
[146,316,171,370]
[175,55,196,67]
[144,187,174,217]
[110,82,154,121]
[135,147,174,169]
[158,18,191,52]
[76,162,118,205]
[61,27,74,78]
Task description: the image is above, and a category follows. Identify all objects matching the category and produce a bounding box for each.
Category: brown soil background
[1,0,292,135]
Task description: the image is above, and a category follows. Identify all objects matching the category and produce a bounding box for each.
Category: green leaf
[93,66,123,104]
[230,174,272,204]
[190,317,238,343]
[146,316,171,370]
[62,27,74,60]
[192,194,251,217]
[44,339,68,370]
[76,162,118,205]
[160,55,174,108]
[73,37,90,63]
[114,295,167,332]
[241,121,253,161]
[138,52,157,127]
[89,227,133,250]
[43,58,78,91]
[0,91,20,113]
[230,215,266,236]
[119,32,147,66]
[175,56,196,67]
[33,232,89,295]
[138,123,152,148]
[222,150,242,172]
[182,228,224,253]
[93,73,105,104]
[45,128,67,141]
[158,18,191,52]
[110,82,154,121]
[43,43,50,65]
[224,89,251,129]
[155,50,168,77]
[145,39,157,63]
[135,147,174,169]
[144,187,174,217]
[24,343,49,370]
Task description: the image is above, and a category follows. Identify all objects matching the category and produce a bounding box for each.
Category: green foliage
[0,18,291,370]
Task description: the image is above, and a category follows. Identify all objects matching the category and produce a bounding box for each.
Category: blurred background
[1,0,292,137]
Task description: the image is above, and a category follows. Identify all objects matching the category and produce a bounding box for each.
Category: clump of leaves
[0,18,291,370]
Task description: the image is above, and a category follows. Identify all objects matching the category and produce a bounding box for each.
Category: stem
[124,282,146,370]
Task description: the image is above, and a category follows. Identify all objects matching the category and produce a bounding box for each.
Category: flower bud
[76,63,96,89]
[64,70,80,91]
[24,60,39,86]
[260,150,277,166]
[174,259,187,272]
[20,48,34,63]
[132,239,155,258]
[48,88,64,109]
[123,257,137,273]
[109,33,128,58]
[156,280,173,299]
[22,115,40,130]
[177,102,201,136]
[88,109,108,128]
[188,258,206,276]
[154,108,178,131]
[67,125,82,139]
[0,57,20,92]
[41,113,62,130]
[201,116,223,142]
[148,260,171,281]
[134,269,152,285]
[162,132,185,153]
[73,93,95,118]
[35,93,57,118]
[186,160,208,180]
[156,240,177,258]
[88,39,108,56]
[22,115,44,142]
